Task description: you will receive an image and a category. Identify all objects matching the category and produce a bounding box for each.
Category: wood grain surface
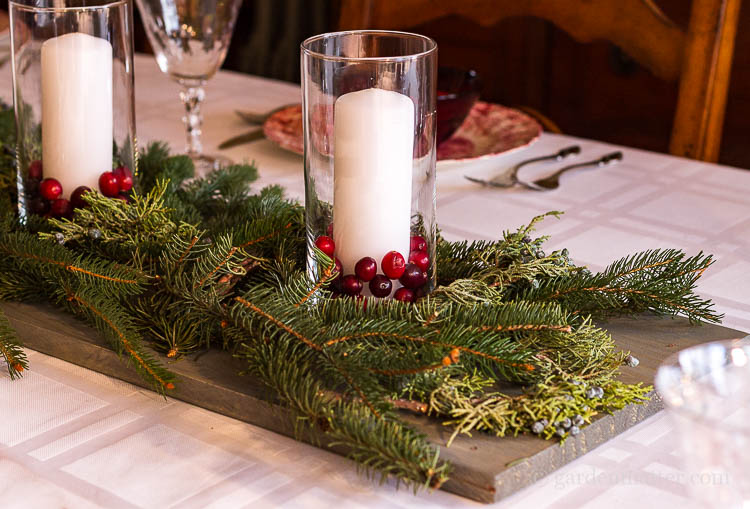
[1,301,744,503]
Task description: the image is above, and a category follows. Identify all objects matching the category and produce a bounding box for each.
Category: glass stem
[179,85,206,156]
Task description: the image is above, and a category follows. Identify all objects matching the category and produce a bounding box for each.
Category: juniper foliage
[0,106,721,490]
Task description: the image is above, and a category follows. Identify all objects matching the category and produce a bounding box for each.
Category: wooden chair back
[339,0,741,162]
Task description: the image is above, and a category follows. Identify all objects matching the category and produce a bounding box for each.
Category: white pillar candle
[41,32,113,199]
[333,88,415,286]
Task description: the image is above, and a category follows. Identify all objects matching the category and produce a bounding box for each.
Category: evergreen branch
[477,324,572,333]
[42,180,193,260]
[296,255,337,307]
[176,236,199,265]
[328,354,383,418]
[0,231,146,295]
[195,247,238,288]
[0,308,27,379]
[235,296,322,351]
[429,374,651,445]
[66,290,175,392]
[0,127,720,493]
[371,363,446,376]
[238,221,294,249]
[231,291,388,416]
[326,407,451,489]
[137,142,194,194]
[372,349,460,376]
[523,249,721,323]
[238,339,450,489]
[6,249,141,285]
[323,330,536,373]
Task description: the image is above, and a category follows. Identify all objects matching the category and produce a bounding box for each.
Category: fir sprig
[63,287,176,393]
[522,249,721,323]
[0,308,28,379]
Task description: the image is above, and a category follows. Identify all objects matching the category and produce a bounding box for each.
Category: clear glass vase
[301,31,437,302]
[10,0,137,218]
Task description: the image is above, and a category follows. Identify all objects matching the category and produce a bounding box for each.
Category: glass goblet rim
[655,338,750,434]
[301,30,437,64]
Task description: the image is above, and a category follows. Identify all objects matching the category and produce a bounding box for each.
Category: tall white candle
[333,88,415,286]
[41,32,113,199]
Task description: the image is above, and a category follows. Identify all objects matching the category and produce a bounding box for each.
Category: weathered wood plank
[1,301,744,503]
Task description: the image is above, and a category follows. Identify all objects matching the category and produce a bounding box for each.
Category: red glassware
[436,68,481,145]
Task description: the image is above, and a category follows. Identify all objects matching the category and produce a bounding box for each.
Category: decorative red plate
[262,104,305,155]
[262,101,541,164]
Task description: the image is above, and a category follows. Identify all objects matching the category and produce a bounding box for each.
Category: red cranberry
[71,186,92,209]
[28,160,43,180]
[25,179,40,196]
[415,285,430,300]
[326,224,334,236]
[315,235,335,258]
[39,178,62,201]
[330,257,343,281]
[328,258,343,293]
[410,235,427,252]
[394,287,415,303]
[330,275,342,294]
[99,171,120,197]
[29,197,49,215]
[409,250,430,272]
[115,194,130,204]
[354,256,377,282]
[399,263,427,289]
[368,274,393,298]
[381,251,406,279]
[50,198,72,219]
[341,274,363,296]
[113,165,133,192]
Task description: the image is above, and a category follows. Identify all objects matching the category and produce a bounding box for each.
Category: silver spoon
[521,151,623,191]
[464,145,580,188]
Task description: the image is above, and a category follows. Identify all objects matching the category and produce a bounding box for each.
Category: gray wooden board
[1,301,745,503]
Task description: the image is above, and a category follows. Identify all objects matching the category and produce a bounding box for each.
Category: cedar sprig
[42,180,193,260]
[428,373,651,445]
[435,211,572,290]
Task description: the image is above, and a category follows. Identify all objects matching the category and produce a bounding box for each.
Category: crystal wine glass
[135,0,242,174]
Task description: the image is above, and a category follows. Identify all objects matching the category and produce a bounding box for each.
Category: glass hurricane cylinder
[10,0,137,218]
[301,31,437,301]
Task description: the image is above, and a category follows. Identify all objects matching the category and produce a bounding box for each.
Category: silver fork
[464,145,580,188]
[521,151,623,191]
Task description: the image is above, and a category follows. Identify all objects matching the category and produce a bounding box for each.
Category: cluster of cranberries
[25,160,133,218]
[315,233,430,303]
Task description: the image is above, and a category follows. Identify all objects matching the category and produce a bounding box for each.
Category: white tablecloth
[1,55,749,509]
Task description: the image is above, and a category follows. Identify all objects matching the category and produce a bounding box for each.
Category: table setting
[1,2,750,509]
